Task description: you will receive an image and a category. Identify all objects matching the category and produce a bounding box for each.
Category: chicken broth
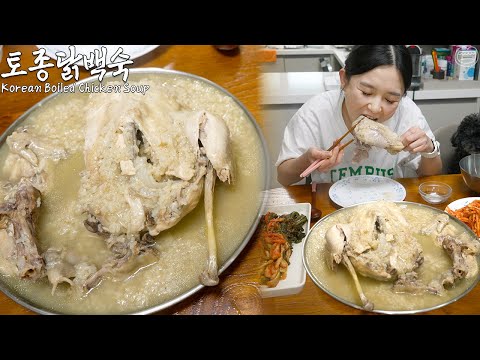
[305,203,480,312]
[0,72,266,314]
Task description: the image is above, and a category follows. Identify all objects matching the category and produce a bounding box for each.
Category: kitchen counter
[261,71,480,105]
[272,45,349,67]
[261,72,331,105]
[265,45,480,103]
[415,78,480,100]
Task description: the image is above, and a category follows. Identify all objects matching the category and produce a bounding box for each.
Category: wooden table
[258,174,480,315]
[166,174,480,315]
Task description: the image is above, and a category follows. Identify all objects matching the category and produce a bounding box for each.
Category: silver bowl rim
[0,68,271,315]
[460,153,480,175]
[302,200,480,314]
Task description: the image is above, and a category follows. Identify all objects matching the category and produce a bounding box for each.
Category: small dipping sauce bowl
[419,181,452,204]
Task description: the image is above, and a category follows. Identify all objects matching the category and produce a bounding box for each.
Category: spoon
[311,182,322,220]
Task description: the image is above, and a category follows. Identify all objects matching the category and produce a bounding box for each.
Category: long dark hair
[344,45,412,95]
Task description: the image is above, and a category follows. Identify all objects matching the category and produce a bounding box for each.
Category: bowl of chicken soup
[0,68,270,314]
[302,200,480,314]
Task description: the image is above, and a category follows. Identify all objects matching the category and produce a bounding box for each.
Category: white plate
[259,203,310,298]
[329,175,406,208]
[445,197,480,212]
[36,45,159,66]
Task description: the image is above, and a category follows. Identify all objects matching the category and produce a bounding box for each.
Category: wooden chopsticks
[299,117,364,178]
[326,120,361,152]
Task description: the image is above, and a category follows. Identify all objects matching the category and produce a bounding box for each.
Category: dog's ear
[451,130,459,147]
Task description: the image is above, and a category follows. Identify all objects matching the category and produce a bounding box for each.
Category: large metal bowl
[460,154,480,193]
[302,201,480,314]
[0,68,270,314]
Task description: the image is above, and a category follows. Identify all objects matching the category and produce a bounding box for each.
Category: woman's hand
[400,126,434,154]
[277,142,346,186]
[306,144,344,173]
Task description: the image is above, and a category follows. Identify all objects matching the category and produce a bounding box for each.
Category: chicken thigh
[351,116,404,162]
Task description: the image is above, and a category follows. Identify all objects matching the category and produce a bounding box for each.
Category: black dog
[449,112,480,174]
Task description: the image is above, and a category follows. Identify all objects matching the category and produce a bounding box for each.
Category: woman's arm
[277,153,311,187]
[417,138,442,176]
[417,155,442,176]
[277,146,344,186]
[400,127,442,176]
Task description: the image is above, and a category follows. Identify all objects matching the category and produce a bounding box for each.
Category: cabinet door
[415,99,479,131]
[283,55,342,72]
[262,104,303,188]
[284,56,322,72]
[261,58,286,73]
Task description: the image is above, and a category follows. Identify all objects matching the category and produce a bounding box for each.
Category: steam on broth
[0,73,266,314]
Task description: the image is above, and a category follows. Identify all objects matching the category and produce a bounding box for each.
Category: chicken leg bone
[325,223,373,311]
[199,162,219,286]
[183,111,235,286]
[342,255,374,311]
